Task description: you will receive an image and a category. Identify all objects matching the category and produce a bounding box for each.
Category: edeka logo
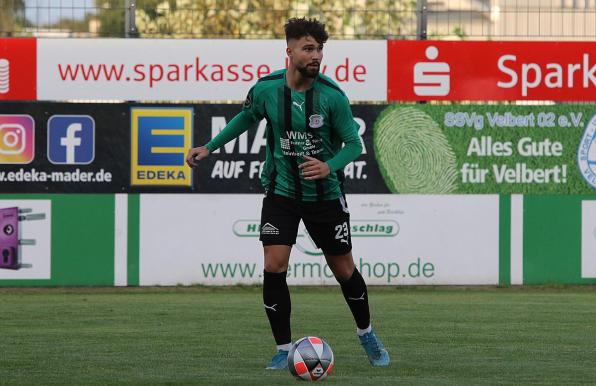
[233,219,399,256]
[47,115,95,165]
[0,115,34,164]
[413,46,450,97]
[578,114,596,188]
[130,107,193,186]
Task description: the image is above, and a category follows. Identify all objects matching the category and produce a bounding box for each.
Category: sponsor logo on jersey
[280,138,290,150]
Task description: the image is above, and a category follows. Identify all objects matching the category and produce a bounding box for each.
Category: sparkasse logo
[413,46,450,97]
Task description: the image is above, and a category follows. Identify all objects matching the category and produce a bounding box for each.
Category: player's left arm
[300,95,362,180]
[186,86,262,168]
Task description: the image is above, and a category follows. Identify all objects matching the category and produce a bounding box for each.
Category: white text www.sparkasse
[0,168,112,183]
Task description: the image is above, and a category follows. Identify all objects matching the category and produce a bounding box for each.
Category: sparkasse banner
[388,41,596,101]
[37,39,386,102]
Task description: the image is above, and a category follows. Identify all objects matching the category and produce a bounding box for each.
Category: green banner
[374,105,596,194]
[522,195,596,285]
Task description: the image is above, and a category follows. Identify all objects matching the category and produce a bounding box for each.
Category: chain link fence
[1,0,595,39]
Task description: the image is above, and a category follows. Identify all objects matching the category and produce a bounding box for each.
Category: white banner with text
[139,194,499,285]
[37,39,386,102]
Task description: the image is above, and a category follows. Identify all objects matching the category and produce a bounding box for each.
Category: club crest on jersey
[309,114,324,129]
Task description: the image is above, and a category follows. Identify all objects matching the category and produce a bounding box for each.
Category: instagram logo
[0,115,34,164]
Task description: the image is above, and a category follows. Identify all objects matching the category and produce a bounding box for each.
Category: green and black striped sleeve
[326,94,362,172]
[205,86,263,152]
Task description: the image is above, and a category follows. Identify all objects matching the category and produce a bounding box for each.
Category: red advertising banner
[0,38,37,101]
[388,41,596,101]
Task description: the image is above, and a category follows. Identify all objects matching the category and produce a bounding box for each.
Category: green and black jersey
[205,69,362,201]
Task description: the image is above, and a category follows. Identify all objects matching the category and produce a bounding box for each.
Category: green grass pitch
[1,286,596,385]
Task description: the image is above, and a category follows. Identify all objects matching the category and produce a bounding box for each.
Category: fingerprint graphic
[374,106,458,194]
[0,59,9,94]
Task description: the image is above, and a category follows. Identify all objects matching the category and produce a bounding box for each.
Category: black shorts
[259,193,352,255]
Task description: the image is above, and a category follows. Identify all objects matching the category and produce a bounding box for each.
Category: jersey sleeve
[326,94,363,172]
[240,85,265,122]
[205,86,263,153]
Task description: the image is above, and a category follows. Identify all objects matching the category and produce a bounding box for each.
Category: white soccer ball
[288,336,334,381]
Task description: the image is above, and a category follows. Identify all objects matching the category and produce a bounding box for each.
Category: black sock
[338,268,371,330]
[263,270,291,346]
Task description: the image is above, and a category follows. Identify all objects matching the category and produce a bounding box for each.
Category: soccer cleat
[265,349,289,370]
[359,330,390,367]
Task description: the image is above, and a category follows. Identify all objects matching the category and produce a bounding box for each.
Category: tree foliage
[95,0,416,38]
[96,0,126,37]
[0,0,26,36]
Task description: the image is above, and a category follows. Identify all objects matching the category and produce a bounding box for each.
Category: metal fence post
[125,0,139,38]
[416,0,428,40]
[416,0,428,103]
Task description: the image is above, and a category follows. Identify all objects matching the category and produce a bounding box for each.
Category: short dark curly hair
[284,17,329,45]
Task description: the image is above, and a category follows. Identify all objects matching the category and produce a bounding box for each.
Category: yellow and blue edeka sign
[131,107,193,186]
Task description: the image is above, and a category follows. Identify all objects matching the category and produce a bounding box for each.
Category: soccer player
[186,17,390,369]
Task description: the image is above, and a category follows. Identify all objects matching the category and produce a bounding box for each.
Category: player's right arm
[186,86,264,167]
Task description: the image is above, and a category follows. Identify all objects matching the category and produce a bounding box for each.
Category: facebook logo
[47,115,95,164]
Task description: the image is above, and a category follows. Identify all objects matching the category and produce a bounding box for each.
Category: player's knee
[263,246,290,273]
[333,268,353,282]
[326,255,355,282]
[264,254,287,272]
[264,261,287,273]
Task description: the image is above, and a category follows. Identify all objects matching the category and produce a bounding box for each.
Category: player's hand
[186,146,210,168]
[299,156,330,180]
